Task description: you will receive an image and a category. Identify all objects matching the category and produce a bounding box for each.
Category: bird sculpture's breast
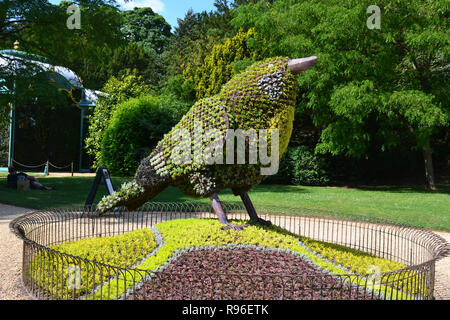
[268,103,296,158]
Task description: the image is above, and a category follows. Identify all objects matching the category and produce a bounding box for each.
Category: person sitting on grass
[6,166,56,191]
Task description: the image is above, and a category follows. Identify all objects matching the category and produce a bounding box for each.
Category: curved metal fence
[10,203,449,300]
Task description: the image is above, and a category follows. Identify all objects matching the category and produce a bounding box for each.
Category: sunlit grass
[0,175,448,231]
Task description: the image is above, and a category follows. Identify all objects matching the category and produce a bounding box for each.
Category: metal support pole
[7,102,14,167]
[8,42,18,168]
[8,46,18,168]
[79,107,85,173]
[240,192,260,221]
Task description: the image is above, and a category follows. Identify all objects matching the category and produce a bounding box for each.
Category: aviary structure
[98,56,318,229]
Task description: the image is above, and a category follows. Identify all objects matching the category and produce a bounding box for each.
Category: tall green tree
[105,43,165,87]
[183,28,254,99]
[1,1,125,90]
[121,7,172,54]
[0,0,58,47]
[167,4,240,79]
[233,0,449,190]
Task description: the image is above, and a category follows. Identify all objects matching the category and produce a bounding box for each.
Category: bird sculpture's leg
[211,193,244,231]
[240,192,272,227]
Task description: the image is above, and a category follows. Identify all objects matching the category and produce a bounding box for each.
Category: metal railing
[11,159,74,176]
[10,203,449,300]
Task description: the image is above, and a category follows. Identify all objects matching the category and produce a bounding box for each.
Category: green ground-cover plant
[299,236,404,275]
[30,228,156,299]
[91,219,417,300]
[293,230,425,296]
[27,219,419,300]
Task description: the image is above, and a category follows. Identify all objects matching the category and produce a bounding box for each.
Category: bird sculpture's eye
[257,70,284,102]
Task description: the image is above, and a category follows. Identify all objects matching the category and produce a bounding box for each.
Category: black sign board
[85,167,115,209]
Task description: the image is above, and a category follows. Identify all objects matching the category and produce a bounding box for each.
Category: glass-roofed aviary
[0,47,101,172]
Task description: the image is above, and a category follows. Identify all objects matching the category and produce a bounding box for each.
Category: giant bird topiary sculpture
[98,56,318,229]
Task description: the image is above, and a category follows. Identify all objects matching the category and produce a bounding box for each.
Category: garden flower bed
[29,228,157,299]
[129,248,377,300]
[29,219,410,300]
[11,205,447,300]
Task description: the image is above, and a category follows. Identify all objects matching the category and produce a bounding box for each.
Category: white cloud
[118,0,165,13]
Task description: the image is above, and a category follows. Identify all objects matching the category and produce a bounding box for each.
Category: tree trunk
[422,139,437,191]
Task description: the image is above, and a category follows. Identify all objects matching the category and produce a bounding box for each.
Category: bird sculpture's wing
[97,97,230,213]
[135,97,230,189]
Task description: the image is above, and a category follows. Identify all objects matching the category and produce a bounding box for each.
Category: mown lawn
[0,175,448,231]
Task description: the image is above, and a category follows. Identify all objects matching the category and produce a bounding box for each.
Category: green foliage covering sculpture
[98,56,318,229]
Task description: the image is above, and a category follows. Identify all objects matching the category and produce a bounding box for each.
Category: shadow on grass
[355,184,450,195]
[0,176,130,210]
[153,184,311,203]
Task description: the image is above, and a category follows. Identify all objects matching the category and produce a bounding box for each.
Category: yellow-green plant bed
[29,219,422,300]
[29,228,157,299]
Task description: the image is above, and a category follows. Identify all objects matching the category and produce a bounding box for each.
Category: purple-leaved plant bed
[129,249,378,300]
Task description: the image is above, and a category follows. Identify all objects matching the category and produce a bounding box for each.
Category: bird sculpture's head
[220,56,317,117]
[219,56,317,158]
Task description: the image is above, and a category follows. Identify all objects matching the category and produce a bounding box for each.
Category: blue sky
[49,0,217,30]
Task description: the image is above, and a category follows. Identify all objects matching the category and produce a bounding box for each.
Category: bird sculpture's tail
[96,181,168,215]
[96,158,169,215]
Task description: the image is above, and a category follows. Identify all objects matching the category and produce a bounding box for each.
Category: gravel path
[0,204,448,300]
[0,204,32,300]
[432,230,450,300]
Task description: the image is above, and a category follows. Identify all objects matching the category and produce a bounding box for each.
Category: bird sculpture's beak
[287,56,318,74]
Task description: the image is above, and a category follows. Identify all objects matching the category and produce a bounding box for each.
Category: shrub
[164,74,196,103]
[158,92,192,123]
[100,95,173,176]
[184,28,254,99]
[268,146,330,186]
[85,72,152,169]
